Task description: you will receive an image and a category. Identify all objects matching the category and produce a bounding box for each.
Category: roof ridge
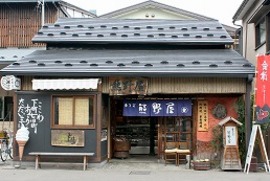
[98,0,216,21]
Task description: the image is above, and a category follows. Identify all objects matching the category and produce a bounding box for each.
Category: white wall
[114,8,196,20]
[240,0,267,64]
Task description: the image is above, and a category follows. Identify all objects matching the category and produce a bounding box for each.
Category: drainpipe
[233,20,244,56]
[41,0,45,26]
[245,74,253,150]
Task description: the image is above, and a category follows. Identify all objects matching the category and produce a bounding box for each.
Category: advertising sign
[255,55,270,124]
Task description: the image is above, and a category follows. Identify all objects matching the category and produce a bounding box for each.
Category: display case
[115,117,157,155]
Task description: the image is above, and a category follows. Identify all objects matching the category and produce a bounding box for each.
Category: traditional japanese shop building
[1,18,254,164]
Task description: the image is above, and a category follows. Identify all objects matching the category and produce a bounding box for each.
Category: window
[0,96,13,121]
[53,95,95,128]
[256,18,266,48]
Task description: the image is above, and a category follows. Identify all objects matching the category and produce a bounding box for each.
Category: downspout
[234,16,249,59]
[41,0,45,26]
[245,74,253,151]
[233,20,243,55]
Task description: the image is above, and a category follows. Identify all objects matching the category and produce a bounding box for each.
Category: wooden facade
[0,3,65,48]
[22,77,247,94]
[18,75,246,163]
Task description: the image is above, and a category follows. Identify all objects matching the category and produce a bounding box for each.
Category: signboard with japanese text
[51,130,85,147]
[123,100,192,117]
[17,97,45,134]
[150,100,178,116]
[109,77,148,95]
[197,101,208,131]
[255,55,270,124]
[16,92,97,154]
[225,126,237,145]
[123,101,151,116]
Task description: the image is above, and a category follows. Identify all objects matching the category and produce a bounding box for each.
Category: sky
[64,0,244,27]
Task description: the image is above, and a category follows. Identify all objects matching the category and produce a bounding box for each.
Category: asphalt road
[0,160,270,181]
[1,167,270,181]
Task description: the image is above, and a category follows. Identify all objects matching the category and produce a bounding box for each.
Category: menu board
[197,101,208,131]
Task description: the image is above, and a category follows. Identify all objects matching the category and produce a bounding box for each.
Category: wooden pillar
[96,92,102,162]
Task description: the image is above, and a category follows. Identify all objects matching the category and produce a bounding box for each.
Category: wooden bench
[29,152,95,171]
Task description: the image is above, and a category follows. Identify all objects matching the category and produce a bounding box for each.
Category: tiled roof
[32,19,233,45]
[1,48,254,78]
[0,47,45,64]
[0,0,60,2]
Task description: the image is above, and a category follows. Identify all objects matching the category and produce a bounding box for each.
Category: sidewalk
[0,158,269,181]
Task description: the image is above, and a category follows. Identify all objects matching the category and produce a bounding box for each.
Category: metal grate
[129,171,151,175]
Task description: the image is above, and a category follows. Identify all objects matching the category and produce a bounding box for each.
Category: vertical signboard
[225,126,236,146]
[197,101,208,131]
[255,55,270,124]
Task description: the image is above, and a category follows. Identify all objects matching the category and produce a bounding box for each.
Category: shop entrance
[110,99,193,161]
[114,116,157,157]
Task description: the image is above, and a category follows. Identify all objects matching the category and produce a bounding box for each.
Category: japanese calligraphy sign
[151,100,178,116]
[17,97,45,134]
[255,55,270,124]
[123,100,192,117]
[197,101,208,131]
[123,101,151,116]
[225,126,237,145]
[109,77,148,95]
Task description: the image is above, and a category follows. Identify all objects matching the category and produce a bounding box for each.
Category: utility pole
[41,0,45,26]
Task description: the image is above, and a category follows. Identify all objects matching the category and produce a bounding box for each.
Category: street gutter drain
[129,171,151,175]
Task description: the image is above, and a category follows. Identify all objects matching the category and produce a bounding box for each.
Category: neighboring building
[233,0,270,64]
[0,0,95,127]
[233,0,270,157]
[99,0,238,49]
[1,18,254,166]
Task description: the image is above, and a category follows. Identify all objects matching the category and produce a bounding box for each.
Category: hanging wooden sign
[109,77,148,95]
[197,101,208,131]
[51,130,85,147]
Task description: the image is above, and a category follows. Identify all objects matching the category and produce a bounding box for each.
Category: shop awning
[32,78,100,90]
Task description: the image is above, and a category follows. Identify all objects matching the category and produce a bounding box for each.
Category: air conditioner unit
[1,75,21,91]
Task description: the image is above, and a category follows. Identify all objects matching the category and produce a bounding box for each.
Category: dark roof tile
[32,19,233,45]
[1,49,254,78]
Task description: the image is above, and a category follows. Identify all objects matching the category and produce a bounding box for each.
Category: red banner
[255,55,270,123]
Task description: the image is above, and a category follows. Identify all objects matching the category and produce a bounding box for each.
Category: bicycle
[0,130,13,162]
